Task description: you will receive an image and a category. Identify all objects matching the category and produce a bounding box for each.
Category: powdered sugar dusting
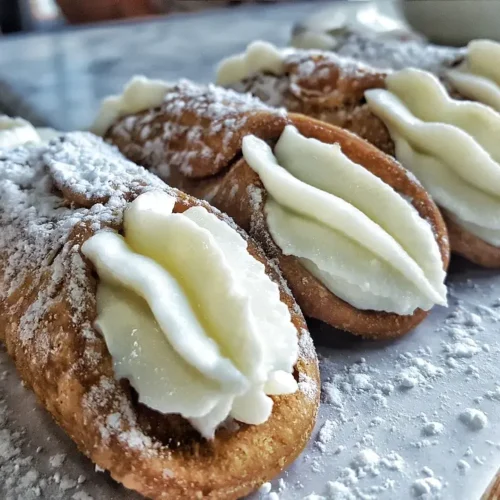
[0,132,180,486]
[299,372,319,402]
[108,80,286,180]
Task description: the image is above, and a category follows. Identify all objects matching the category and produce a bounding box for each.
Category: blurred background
[0,0,499,130]
[1,0,306,32]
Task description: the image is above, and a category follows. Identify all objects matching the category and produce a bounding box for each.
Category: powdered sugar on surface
[254,263,500,500]
[0,343,142,500]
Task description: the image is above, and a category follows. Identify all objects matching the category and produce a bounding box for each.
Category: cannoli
[94,77,449,339]
[216,40,500,267]
[0,130,320,499]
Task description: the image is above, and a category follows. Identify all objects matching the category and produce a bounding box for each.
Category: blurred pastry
[94,77,449,339]
[294,34,500,113]
[0,130,319,499]
[216,40,500,267]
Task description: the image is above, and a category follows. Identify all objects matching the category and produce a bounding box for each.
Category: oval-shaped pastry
[216,40,500,268]
[95,78,449,339]
[0,130,319,500]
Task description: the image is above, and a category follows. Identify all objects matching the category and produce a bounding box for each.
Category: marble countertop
[0,1,321,130]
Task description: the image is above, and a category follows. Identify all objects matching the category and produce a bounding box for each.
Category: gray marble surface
[0,1,323,130]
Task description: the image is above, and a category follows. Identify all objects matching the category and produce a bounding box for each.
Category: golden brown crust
[482,470,500,500]
[0,134,319,500]
[231,51,500,267]
[443,211,500,268]
[105,84,449,339]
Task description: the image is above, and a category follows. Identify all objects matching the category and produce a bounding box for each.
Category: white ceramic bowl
[400,0,500,45]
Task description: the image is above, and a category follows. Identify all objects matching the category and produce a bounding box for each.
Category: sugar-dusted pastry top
[291,34,500,113]
[315,32,465,73]
[242,125,447,315]
[91,76,284,141]
[102,77,288,182]
[82,190,299,439]
[366,69,500,247]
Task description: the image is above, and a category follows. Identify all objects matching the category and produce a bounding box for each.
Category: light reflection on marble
[0,2,320,130]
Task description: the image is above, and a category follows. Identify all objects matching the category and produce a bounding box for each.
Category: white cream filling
[91,76,171,137]
[81,191,298,439]
[446,40,500,112]
[242,126,446,315]
[0,116,41,149]
[365,68,500,247]
[216,41,288,86]
[0,116,62,149]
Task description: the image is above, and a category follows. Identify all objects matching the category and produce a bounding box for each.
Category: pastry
[0,129,319,499]
[94,77,449,339]
[216,40,500,267]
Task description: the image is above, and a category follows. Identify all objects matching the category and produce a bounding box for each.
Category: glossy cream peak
[0,116,61,149]
[366,68,500,246]
[242,125,446,315]
[446,39,500,112]
[82,191,298,438]
[91,76,172,137]
[216,41,287,86]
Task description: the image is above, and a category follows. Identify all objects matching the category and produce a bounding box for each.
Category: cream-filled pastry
[91,76,172,136]
[242,125,446,315]
[366,69,500,248]
[82,190,299,439]
[0,130,319,499]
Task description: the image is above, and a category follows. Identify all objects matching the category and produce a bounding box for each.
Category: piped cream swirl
[446,40,500,112]
[242,125,446,315]
[366,68,500,246]
[82,191,298,439]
